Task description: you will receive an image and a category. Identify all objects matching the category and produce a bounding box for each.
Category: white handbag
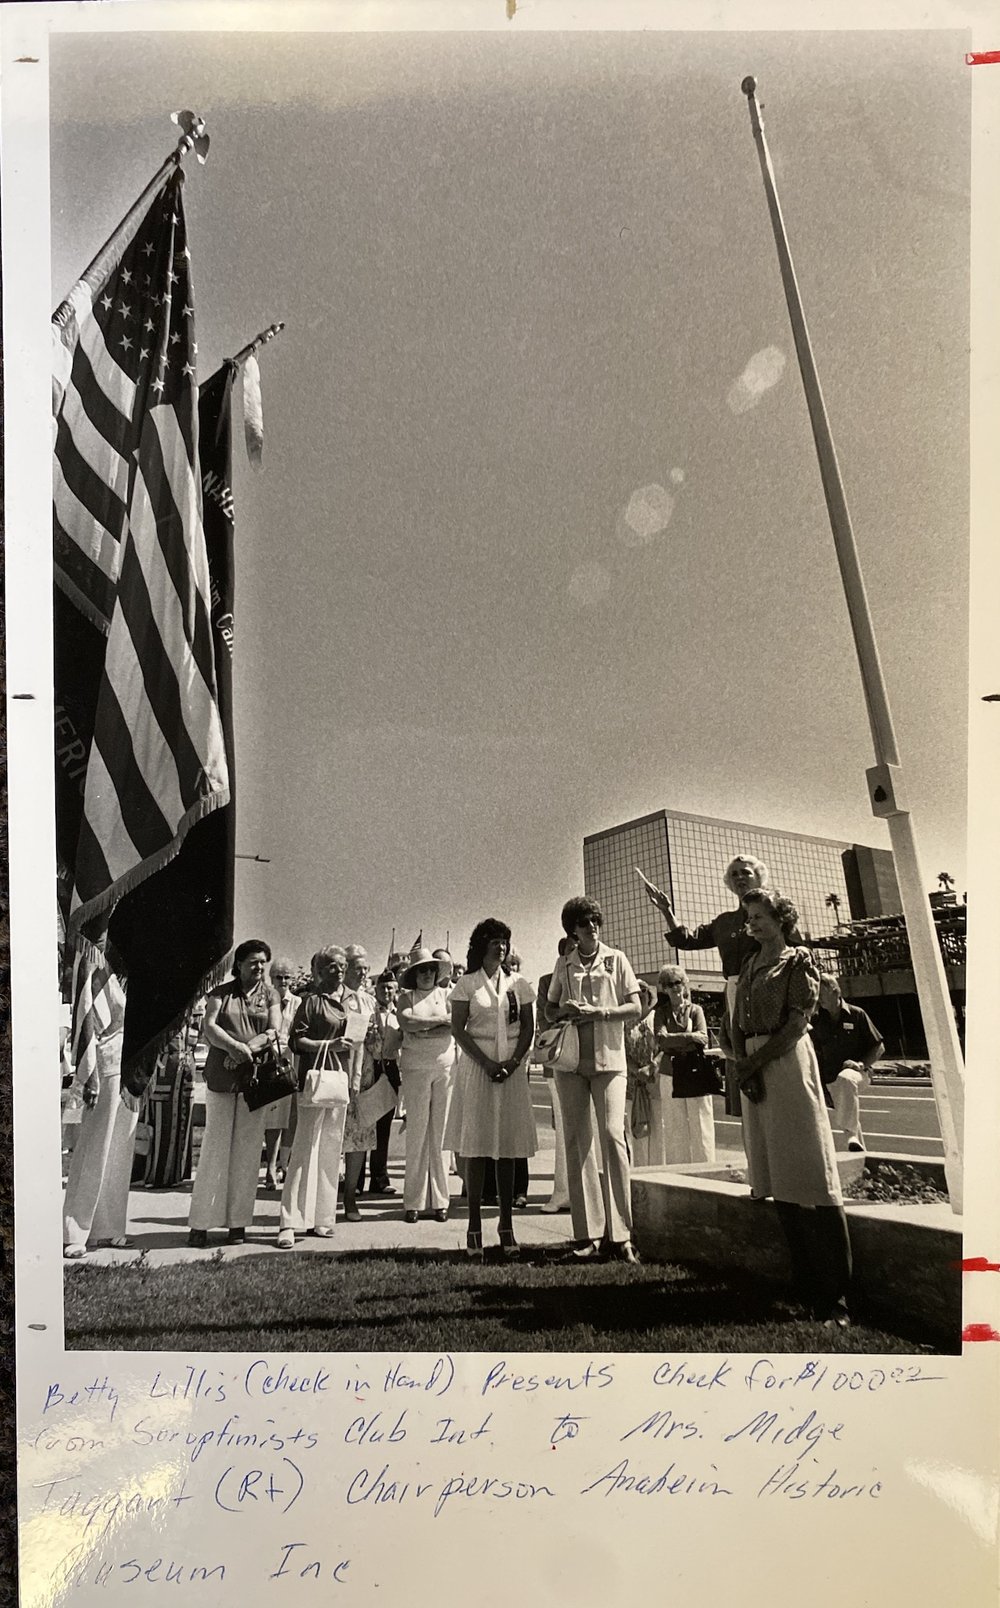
[300,1037,346,1108]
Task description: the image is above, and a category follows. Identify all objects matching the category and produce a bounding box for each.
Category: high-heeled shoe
[465,1231,483,1261]
[498,1228,519,1259]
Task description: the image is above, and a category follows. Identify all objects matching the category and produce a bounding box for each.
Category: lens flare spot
[616,483,675,548]
[567,561,612,607]
[727,345,787,414]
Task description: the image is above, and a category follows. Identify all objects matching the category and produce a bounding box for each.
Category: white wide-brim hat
[399,947,452,989]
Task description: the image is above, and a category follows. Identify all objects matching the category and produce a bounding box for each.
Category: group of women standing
[66,853,855,1324]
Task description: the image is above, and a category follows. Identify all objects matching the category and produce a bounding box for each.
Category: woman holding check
[546,897,642,1263]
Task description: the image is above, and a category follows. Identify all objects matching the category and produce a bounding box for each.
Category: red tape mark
[958,1257,1000,1272]
[962,1323,1000,1343]
[966,50,1000,64]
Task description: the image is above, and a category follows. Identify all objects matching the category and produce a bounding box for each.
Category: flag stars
[151,376,166,395]
[169,331,182,346]
[117,302,133,319]
[183,304,194,318]
[168,269,179,286]
[119,334,133,352]
[141,241,154,257]
[121,267,133,285]
[139,348,150,362]
[182,362,196,379]
[100,294,113,312]
[144,317,156,334]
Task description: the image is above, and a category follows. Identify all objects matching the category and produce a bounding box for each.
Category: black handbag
[670,1048,726,1099]
[242,1042,298,1112]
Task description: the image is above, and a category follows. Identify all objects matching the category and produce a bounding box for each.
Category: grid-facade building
[583,810,894,991]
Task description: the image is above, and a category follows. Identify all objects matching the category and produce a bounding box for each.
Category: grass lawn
[65,1248,936,1353]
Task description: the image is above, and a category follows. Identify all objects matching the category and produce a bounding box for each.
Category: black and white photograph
[31,19,975,1360]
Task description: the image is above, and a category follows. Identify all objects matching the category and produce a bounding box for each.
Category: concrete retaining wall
[631,1164,961,1350]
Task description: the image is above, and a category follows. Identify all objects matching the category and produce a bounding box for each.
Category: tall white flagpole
[740,76,965,1212]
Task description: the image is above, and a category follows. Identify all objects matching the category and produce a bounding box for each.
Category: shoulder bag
[533,963,580,1073]
[300,1035,347,1109]
[243,1038,299,1113]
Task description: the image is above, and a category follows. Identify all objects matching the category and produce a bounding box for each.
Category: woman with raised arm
[445,919,536,1258]
[731,889,852,1327]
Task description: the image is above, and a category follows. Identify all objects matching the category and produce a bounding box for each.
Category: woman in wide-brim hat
[395,949,456,1223]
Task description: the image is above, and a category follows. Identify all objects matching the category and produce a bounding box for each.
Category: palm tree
[938,872,955,893]
[825,892,842,927]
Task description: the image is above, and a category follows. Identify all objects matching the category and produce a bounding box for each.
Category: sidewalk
[68,1088,748,1268]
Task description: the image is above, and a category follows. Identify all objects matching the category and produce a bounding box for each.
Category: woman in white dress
[446,920,536,1258]
[396,948,456,1224]
[654,965,718,1165]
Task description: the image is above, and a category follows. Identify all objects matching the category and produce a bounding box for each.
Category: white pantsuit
[188,1089,268,1231]
[280,1076,349,1233]
[63,1073,139,1248]
[659,1077,716,1164]
[555,1067,632,1244]
[401,1065,453,1212]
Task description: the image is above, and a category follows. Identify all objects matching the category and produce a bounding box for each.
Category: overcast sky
[49,27,970,979]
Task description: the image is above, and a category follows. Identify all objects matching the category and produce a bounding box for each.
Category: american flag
[53,165,229,946]
[69,950,123,1087]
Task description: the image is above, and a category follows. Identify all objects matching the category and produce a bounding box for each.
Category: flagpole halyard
[740,76,965,1211]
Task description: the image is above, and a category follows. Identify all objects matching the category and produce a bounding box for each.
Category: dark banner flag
[109,363,238,1092]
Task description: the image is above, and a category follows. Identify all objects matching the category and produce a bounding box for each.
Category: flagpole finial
[741,75,758,97]
[170,110,210,166]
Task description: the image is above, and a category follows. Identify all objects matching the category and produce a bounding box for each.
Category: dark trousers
[368,1059,400,1188]
[774,1200,853,1317]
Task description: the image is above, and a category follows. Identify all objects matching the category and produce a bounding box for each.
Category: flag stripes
[54,165,229,942]
[69,949,118,1086]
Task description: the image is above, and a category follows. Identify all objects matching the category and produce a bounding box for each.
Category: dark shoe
[187,1229,208,1249]
[368,1181,395,1196]
[433,1208,449,1223]
[613,1241,640,1265]
[343,1203,362,1223]
[821,1313,852,1331]
[513,1194,529,1209]
[227,1228,246,1245]
[404,1210,419,1224]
